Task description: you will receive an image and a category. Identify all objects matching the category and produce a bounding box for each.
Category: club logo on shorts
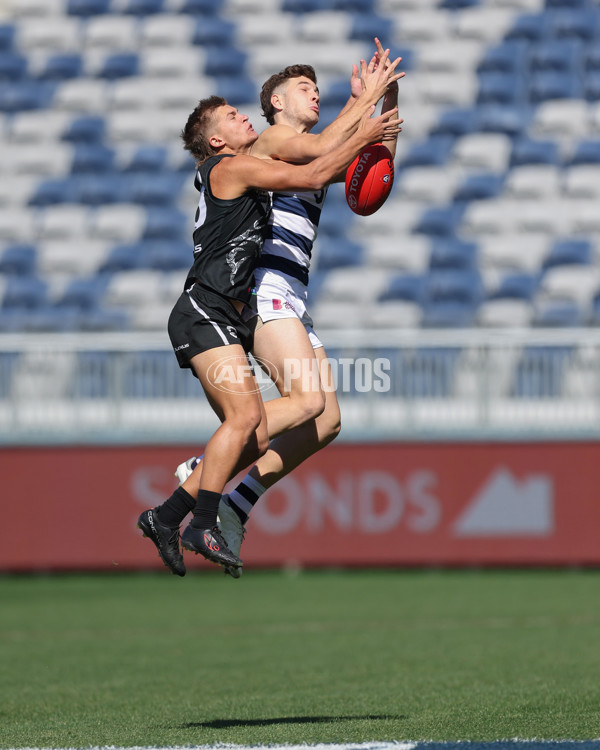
[272,298,296,313]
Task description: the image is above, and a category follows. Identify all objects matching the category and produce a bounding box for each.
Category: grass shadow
[182,714,404,729]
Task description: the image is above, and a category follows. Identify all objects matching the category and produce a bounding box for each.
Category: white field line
[5,741,600,750]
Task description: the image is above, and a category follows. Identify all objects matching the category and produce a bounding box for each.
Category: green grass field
[2,569,600,748]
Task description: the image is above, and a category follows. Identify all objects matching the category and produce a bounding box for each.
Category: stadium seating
[1,0,600,373]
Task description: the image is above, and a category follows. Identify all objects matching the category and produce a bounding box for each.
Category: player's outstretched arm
[212,107,402,198]
[255,51,404,165]
[374,38,402,160]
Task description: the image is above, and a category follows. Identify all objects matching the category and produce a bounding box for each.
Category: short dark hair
[181,95,227,164]
[260,65,317,126]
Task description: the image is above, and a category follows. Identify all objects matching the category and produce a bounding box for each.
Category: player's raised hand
[349,62,362,99]
[356,105,403,145]
[373,37,404,92]
[359,48,404,103]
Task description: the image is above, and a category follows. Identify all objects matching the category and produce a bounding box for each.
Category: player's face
[212,105,259,150]
[280,76,320,128]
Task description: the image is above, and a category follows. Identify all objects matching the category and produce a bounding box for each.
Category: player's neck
[277,113,313,135]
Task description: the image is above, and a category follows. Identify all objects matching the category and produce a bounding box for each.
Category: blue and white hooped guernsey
[257,187,327,286]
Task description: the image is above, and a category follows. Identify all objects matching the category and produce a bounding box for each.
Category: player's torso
[188,155,272,302]
[261,187,327,271]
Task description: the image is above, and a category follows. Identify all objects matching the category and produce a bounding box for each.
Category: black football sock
[190,489,222,529]
[156,487,196,528]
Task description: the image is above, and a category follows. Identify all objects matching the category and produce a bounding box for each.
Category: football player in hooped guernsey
[136,81,403,573]
[169,41,403,577]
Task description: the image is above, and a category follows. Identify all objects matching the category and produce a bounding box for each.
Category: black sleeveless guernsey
[185,153,272,304]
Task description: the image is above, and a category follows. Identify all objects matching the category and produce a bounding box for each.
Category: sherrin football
[345,143,394,216]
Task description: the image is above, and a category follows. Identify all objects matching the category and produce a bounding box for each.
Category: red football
[345,143,394,216]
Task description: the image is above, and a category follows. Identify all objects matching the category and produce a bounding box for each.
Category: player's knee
[256,425,269,457]
[320,412,341,446]
[231,407,263,443]
[298,391,326,423]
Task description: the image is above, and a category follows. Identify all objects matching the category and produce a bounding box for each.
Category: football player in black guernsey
[137,94,402,574]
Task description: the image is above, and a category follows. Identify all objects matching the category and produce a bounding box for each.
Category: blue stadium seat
[506,13,549,42]
[421,299,478,327]
[0,25,15,51]
[477,40,528,74]
[192,17,235,46]
[512,345,573,397]
[439,0,480,8]
[74,174,124,205]
[569,140,600,164]
[534,301,584,326]
[38,54,83,80]
[453,173,504,201]
[122,174,185,206]
[29,178,77,206]
[145,240,191,271]
[547,8,599,41]
[431,107,480,137]
[401,135,454,168]
[0,245,37,276]
[477,72,526,106]
[317,204,349,238]
[477,105,529,138]
[71,144,115,174]
[282,0,331,12]
[542,238,592,269]
[0,52,27,80]
[204,47,248,77]
[67,0,111,15]
[324,78,355,107]
[177,0,218,13]
[122,0,164,14]
[546,0,588,7]
[0,81,55,112]
[584,72,600,101]
[123,145,168,173]
[379,274,426,305]
[100,244,144,272]
[215,76,257,106]
[143,207,186,240]
[348,14,392,41]
[315,239,362,270]
[98,53,139,80]
[57,276,109,310]
[528,39,582,72]
[528,70,582,103]
[488,272,539,301]
[2,276,48,310]
[62,115,106,143]
[510,137,560,167]
[413,205,465,237]
[331,0,374,10]
[429,239,478,270]
[583,45,600,71]
[424,268,484,307]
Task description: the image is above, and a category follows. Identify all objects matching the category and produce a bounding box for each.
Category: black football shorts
[168,283,254,371]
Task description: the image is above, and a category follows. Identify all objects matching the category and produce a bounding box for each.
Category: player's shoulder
[253,123,300,153]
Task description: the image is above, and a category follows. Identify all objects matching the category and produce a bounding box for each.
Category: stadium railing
[2,328,600,444]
